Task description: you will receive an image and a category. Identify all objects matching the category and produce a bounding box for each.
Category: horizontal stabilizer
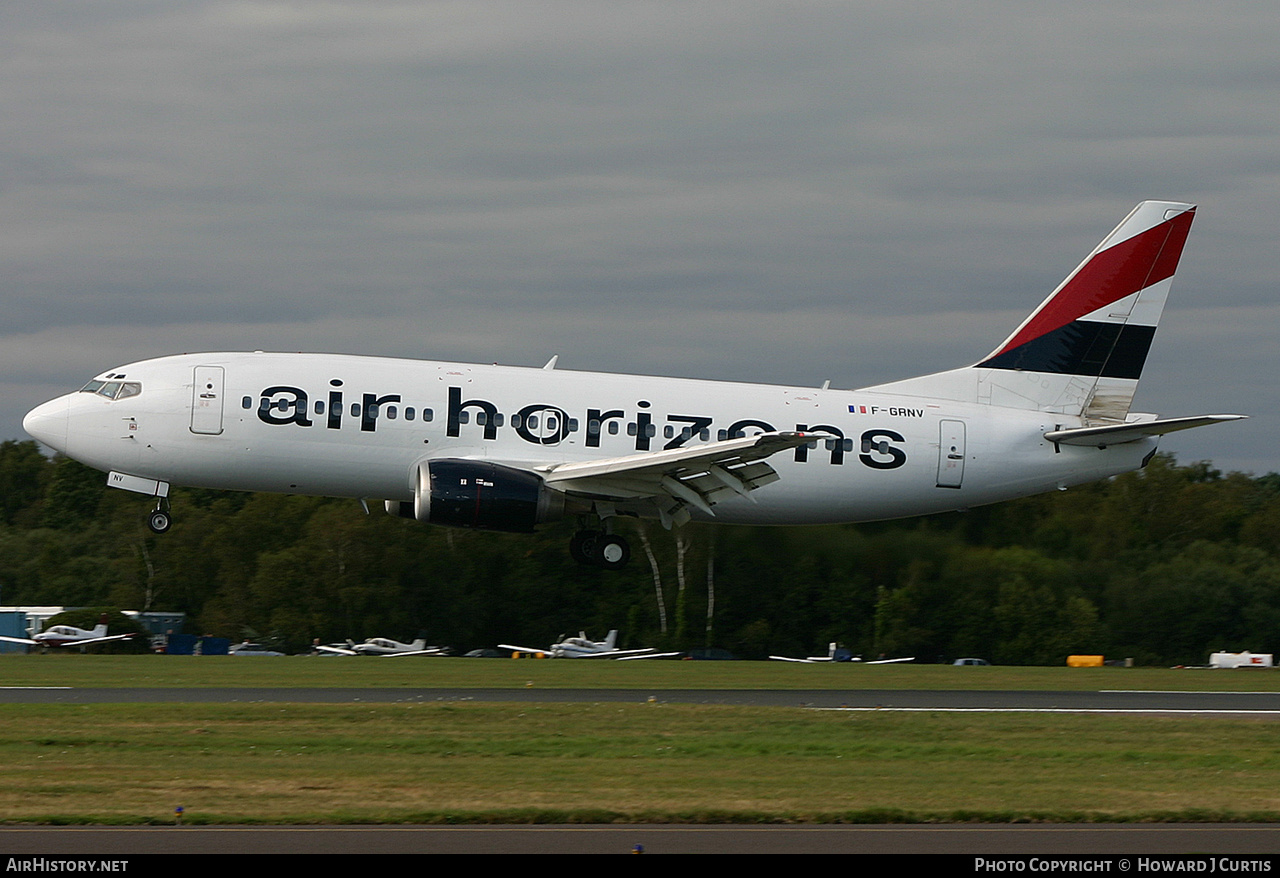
[1044,414,1246,448]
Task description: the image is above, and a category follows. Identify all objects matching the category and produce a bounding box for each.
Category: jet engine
[385,459,566,533]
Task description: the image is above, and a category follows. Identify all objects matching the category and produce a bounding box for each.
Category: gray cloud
[2,1,1275,474]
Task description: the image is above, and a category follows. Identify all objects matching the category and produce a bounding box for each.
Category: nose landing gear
[147,499,172,534]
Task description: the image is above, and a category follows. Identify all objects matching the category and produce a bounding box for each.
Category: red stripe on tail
[990,207,1194,357]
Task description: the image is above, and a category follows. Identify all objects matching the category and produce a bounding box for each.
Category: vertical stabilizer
[861,201,1196,420]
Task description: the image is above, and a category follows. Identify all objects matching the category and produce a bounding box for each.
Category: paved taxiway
[4,686,1280,713]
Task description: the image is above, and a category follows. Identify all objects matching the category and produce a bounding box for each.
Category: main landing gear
[147,498,172,534]
[569,528,631,570]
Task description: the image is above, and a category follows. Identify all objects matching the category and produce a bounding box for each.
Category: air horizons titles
[253,382,912,470]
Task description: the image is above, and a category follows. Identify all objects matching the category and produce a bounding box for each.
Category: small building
[0,607,186,654]
[0,607,67,653]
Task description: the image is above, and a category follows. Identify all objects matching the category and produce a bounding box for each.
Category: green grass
[2,703,1280,824]
[4,657,1280,824]
[2,654,1279,691]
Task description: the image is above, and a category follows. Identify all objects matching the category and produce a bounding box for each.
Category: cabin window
[404,407,416,421]
[242,397,253,409]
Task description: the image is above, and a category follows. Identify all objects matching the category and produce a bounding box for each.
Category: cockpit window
[79,380,142,400]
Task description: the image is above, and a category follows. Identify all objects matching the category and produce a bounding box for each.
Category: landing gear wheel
[147,509,172,534]
[594,534,631,570]
[570,530,602,566]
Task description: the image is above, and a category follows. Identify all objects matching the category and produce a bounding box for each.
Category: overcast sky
[3,1,1275,474]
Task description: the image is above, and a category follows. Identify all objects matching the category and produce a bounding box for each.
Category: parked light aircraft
[769,643,916,663]
[0,614,135,650]
[770,642,857,663]
[316,637,448,656]
[22,202,1244,568]
[500,630,677,659]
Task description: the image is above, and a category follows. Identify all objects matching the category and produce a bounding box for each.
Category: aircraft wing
[64,634,135,647]
[537,431,834,527]
[383,648,448,657]
[613,651,682,661]
[498,643,550,656]
[0,635,37,646]
[583,648,663,659]
[1044,415,1246,448]
[315,645,358,656]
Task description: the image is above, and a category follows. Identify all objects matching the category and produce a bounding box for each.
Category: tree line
[1,438,1278,665]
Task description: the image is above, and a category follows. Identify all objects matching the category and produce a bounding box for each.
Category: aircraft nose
[23,396,71,453]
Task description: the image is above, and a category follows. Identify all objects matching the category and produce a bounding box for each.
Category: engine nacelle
[390,459,565,533]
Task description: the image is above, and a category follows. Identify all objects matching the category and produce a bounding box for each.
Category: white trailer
[1209,651,1274,669]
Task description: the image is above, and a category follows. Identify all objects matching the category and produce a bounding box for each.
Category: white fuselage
[24,351,1154,526]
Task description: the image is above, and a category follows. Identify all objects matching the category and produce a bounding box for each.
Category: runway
[3,824,1280,855]
[4,686,1280,714]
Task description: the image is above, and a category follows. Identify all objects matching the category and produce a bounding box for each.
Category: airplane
[0,613,135,650]
[768,643,916,663]
[315,637,448,656]
[21,201,1245,569]
[499,630,678,659]
[770,642,857,663]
